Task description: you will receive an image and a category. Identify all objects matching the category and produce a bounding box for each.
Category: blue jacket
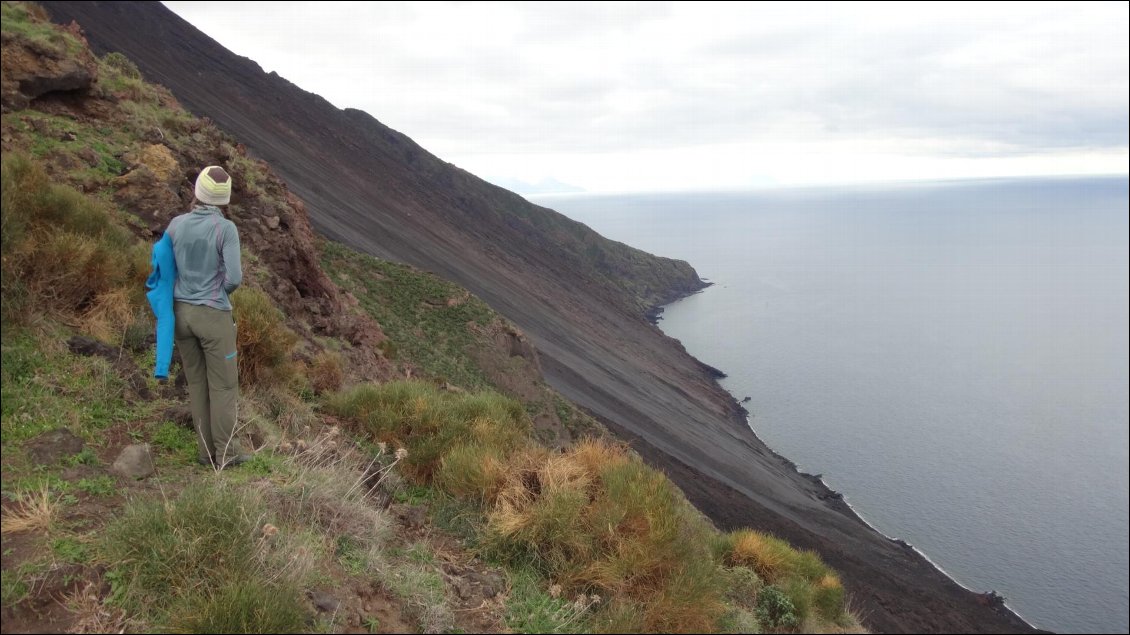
[146,232,177,379]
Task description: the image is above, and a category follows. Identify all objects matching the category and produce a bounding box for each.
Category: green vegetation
[151,421,196,463]
[0,2,84,56]
[757,585,800,630]
[720,529,849,625]
[0,331,152,446]
[322,242,495,388]
[329,381,857,632]
[505,567,592,633]
[327,380,528,482]
[66,447,100,466]
[75,475,116,497]
[100,483,308,632]
[50,536,89,564]
[231,287,299,388]
[1,155,149,331]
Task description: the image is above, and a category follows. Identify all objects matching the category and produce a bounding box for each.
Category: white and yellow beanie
[194,165,232,205]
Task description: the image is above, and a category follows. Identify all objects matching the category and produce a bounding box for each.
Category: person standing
[166,165,249,468]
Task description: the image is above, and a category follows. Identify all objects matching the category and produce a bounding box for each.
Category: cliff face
[39,3,1040,632]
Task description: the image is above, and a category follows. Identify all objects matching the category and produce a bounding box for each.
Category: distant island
[486,175,585,195]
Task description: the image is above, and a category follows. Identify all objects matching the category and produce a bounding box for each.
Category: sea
[537,176,1129,634]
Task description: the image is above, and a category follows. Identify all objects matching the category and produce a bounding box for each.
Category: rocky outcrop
[26,429,85,466]
[0,19,96,111]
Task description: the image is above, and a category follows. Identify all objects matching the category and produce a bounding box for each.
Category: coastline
[639,280,1046,634]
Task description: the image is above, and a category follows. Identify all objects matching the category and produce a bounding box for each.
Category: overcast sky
[163,1,1128,193]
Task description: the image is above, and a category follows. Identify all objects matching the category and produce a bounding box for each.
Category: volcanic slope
[42,3,1040,632]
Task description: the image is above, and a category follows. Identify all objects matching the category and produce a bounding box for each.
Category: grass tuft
[231,287,298,388]
[0,486,60,534]
[99,482,310,631]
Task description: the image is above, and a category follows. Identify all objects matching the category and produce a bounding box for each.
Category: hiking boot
[220,454,252,469]
[197,455,214,467]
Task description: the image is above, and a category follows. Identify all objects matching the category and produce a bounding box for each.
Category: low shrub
[231,287,298,387]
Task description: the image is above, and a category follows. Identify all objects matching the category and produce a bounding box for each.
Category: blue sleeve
[146,234,177,379]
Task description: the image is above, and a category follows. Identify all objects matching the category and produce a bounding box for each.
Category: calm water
[538,177,1129,634]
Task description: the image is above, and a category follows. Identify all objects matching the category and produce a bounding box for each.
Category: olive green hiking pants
[174,302,242,465]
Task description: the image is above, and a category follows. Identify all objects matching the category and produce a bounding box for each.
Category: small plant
[404,542,435,565]
[756,585,799,630]
[362,615,380,633]
[504,569,595,634]
[392,484,434,506]
[101,52,140,79]
[309,351,344,394]
[151,421,196,462]
[75,476,116,497]
[50,537,89,564]
[0,560,55,608]
[67,448,100,466]
[241,452,277,476]
[335,536,368,576]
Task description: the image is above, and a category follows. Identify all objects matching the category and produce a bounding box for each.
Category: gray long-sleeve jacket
[166,205,242,311]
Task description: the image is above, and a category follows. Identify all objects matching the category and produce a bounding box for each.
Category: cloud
[163,1,1128,189]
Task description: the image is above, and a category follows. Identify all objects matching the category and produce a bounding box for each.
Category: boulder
[111,444,155,479]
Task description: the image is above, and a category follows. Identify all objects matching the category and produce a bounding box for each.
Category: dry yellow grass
[435,442,509,503]
[230,287,298,387]
[490,445,552,535]
[66,582,126,634]
[0,486,59,534]
[571,437,629,472]
[80,287,135,343]
[729,529,795,583]
[308,351,344,394]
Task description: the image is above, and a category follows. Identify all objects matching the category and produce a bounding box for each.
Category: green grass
[392,483,435,506]
[151,421,196,463]
[1,330,149,445]
[327,381,858,632]
[99,482,310,631]
[0,470,68,501]
[504,567,592,634]
[325,380,529,482]
[379,560,452,633]
[75,475,116,497]
[0,561,48,607]
[50,537,89,564]
[66,448,100,467]
[8,112,128,182]
[0,2,85,56]
[334,535,370,576]
[404,541,436,565]
[164,581,309,634]
[321,242,496,389]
